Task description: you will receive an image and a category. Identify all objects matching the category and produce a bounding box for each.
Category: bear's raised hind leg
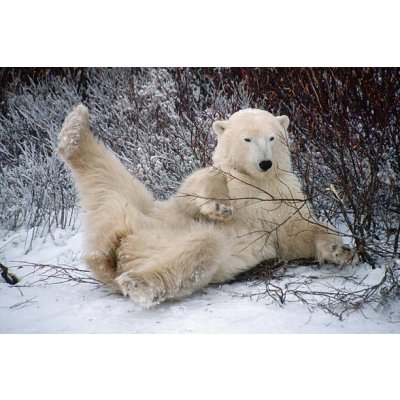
[57,105,155,285]
[58,104,154,214]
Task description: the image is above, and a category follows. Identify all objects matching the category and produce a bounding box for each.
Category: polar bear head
[211,109,291,179]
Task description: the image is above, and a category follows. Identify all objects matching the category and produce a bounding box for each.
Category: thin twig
[225,259,400,320]
[9,261,103,287]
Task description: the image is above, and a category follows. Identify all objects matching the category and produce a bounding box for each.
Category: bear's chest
[232,198,286,227]
[228,180,285,220]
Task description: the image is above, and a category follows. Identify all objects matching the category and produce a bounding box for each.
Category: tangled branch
[230,259,400,320]
[10,261,103,287]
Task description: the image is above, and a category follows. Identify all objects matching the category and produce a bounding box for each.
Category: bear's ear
[212,120,228,137]
[276,115,290,130]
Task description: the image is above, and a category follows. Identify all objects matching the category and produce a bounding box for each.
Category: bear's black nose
[259,160,272,171]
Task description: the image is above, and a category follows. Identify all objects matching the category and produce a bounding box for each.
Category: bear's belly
[211,218,277,283]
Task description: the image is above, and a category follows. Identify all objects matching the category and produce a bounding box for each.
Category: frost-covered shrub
[209,67,400,263]
[0,68,239,242]
[84,68,212,197]
[83,68,258,197]
[1,67,398,263]
[0,71,81,248]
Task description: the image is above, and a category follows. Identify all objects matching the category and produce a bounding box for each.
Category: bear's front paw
[318,244,359,267]
[200,202,234,221]
[115,271,165,308]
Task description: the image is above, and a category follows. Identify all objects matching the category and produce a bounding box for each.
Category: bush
[181,68,400,264]
[0,67,398,263]
[0,69,82,250]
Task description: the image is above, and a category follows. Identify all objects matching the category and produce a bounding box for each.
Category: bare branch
[228,259,400,320]
[9,261,103,287]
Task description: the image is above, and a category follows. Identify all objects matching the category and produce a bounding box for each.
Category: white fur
[58,105,357,308]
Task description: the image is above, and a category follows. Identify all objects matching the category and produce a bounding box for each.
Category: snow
[1,219,399,333]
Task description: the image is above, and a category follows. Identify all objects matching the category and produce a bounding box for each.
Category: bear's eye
[269,136,275,142]
[244,138,252,142]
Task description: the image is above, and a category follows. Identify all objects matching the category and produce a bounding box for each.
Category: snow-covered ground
[1,219,399,333]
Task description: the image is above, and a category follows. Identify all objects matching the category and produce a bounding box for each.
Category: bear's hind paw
[115,272,164,308]
[57,104,90,160]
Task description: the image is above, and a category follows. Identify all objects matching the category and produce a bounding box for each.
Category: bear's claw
[201,202,234,221]
[116,272,163,308]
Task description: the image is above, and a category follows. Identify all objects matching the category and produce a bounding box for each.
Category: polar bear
[58,105,357,308]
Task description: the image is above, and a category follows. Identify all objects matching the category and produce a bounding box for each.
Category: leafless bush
[0,70,81,247]
[84,68,213,197]
[0,67,261,247]
[283,68,400,265]
[196,68,400,264]
[231,258,400,320]
[1,67,398,265]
